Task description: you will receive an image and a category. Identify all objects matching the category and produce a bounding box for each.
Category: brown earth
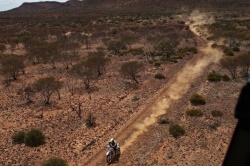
[83,37,242,166]
[0,15,244,166]
[0,37,198,166]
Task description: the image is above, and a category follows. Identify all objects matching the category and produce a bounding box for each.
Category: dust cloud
[121,11,223,152]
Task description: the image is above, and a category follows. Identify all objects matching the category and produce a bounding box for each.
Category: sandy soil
[83,37,242,166]
[0,19,243,166]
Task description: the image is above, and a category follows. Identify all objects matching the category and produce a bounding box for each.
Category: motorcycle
[106,143,120,164]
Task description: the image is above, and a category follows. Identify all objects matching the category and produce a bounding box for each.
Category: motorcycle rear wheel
[116,148,120,155]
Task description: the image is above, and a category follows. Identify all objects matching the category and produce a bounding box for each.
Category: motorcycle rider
[108,138,118,151]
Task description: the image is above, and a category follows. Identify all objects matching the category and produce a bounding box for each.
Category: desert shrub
[42,157,68,166]
[223,48,234,56]
[209,122,221,130]
[85,113,96,128]
[169,58,178,63]
[211,110,223,117]
[108,40,127,55]
[186,109,203,117]
[179,20,185,24]
[154,73,166,79]
[186,47,198,54]
[129,48,144,56]
[222,75,230,81]
[131,97,140,102]
[12,131,26,144]
[177,47,197,57]
[158,117,170,124]
[154,62,161,67]
[232,47,240,52]
[207,72,222,82]
[190,94,206,105]
[211,43,218,48]
[169,124,185,138]
[24,129,45,147]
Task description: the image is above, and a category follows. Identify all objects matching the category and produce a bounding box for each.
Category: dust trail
[121,11,223,152]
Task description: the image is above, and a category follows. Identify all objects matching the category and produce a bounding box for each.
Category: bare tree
[0,55,25,81]
[9,37,20,49]
[120,61,144,84]
[85,113,96,128]
[22,85,35,103]
[0,43,6,55]
[69,62,94,90]
[33,76,63,104]
[87,51,110,76]
[20,36,34,49]
[42,42,59,69]
[110,27,118,38]
[82,34,91,49]
[108,40,127,55]
[155,39,179,58]
[27,41,47,64]
[237,52,250,77]
[58,52,79,69]
[65,76,78,96]
[220,57,238,79]
[69,97,84,119]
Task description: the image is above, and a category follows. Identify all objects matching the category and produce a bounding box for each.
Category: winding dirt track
[83,36,208,166]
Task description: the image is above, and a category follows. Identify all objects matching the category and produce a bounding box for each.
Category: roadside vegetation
[190,94,206,105]
[12,129,45,147]
[42,157,68,166]
[186,109,203,117]
[169,124,185,138]
[1,3,249,165]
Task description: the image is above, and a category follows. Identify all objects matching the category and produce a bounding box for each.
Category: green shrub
[42,157,68,166]
[211,110,223,117]
[186,109,203,117]
[24,129,45,147]
[207,72,222,82]
[154,73,166,79]
[12,131,26,144]
[190,94,206,105]
[169,124,185,138]
[222,75,230,81]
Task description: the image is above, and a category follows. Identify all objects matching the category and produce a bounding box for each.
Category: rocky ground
[111,62,242,166]
[0,42,197,166]
[0,16,245,166]
[83,37,244,165]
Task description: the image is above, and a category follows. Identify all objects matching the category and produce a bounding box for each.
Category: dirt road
[82,31,223,165]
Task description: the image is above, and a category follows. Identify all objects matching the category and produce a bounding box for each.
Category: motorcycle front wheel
[106,154,112,164]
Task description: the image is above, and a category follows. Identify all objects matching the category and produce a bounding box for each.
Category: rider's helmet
[109,138,115,146]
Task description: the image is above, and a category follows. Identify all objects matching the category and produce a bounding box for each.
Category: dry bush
[190,94,206,105]
[186,109,203,117]
[169,124,185,138]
